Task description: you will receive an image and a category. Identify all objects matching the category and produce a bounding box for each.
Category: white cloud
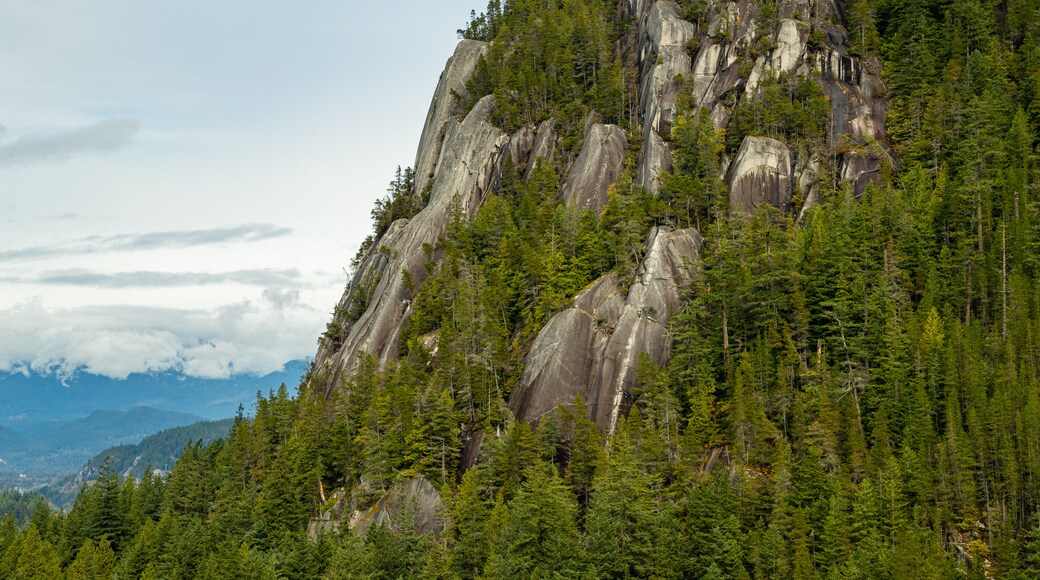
[0,293,323,380]
[0,223,294,262]
[0,118,140,168]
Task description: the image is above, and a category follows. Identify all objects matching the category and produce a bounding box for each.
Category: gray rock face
[727,136,793,213]
[561,124,627,212]
[510,274,625,424]
[638,1,698,138]
[502,118,558,182]
[350,477,444,537]
[590,227,702,431]
[636,131,674,195]
[413,40,488,198]
[796,153,821,220]
[525,119,557,181]
[839,149,882,196]
[314,95,507,394]
[511,227,702,432]
[632,1,697,194]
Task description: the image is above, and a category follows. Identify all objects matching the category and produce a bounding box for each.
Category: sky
[0,0,481,379]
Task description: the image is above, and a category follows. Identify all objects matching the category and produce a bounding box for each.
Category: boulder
[350,476,444,537]
[561,124,627,212]
[727,136,793,213]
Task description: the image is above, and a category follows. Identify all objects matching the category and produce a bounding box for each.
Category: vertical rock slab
[560,124,627,213]
[633,1,697,194]
[314,96,507,395]
[349,476,444,537]
[726,136,793,213]
[770,19,809,74]
[413,40,488,197]
[636,132,674,195]
[589,227,702,431]
[510,274,625,423]
[638,1,698,137]
[524,119,557,181]
[512,228,702,431]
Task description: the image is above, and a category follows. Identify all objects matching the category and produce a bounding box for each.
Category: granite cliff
[313,0,888,437]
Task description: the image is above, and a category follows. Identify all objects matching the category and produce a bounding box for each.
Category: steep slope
[26,1,1040,577]
[314,0,887,429]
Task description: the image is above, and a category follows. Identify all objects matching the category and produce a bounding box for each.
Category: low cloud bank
[0,291,323,380]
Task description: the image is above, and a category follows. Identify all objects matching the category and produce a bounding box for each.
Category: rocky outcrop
[525,119,557,180]
[510,274,625,424]
[636,132,674,195]
[637,2,698,138]
[413,40,488,197]
[632,1,697,194]
[727,136,793,213]
[511,227,702,431]
[314,93,507,394]
[560,124,627,212]
[350,477,444,537]
[502,118,557,182]
[309,477,444,539]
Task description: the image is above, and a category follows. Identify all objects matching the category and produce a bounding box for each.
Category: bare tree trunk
[722,300,730,368]
[1002,221,1008,340]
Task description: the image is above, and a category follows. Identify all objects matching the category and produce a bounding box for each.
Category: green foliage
[22,0,1040,576]
[463,0,623,137]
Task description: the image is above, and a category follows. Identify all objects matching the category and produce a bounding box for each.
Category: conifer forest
[7,0,1040,577]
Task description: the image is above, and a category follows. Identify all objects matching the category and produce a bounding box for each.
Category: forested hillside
[3,0,1040,577]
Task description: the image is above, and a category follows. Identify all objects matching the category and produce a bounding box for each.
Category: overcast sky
[0,1,481,379]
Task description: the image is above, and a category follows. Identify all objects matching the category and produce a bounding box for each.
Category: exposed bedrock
[633,1,697,194]
[502,119,557,182]
[413,40,488,197]
[511,227,702,432]
[314,95,507,395]
[727,136,794,213]
[636,132,674,196]
[309,476,444,538]
[561,124,627,212]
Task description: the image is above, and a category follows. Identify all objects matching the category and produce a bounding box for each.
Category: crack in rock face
[511,227,702,432]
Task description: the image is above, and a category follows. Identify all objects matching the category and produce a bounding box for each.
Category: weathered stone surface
[589,227,702,431]
[413,40,488,197]
[512,228,702,431]
[510,274,625,423]
[795,153,821,220]
[314,96,507,394]
[840,148,882,196]
[636,131,673,195]
[638,1,698,138]
[727,136,793,213]
[525,119,557,181]
[561,124,627,212]
[350,477,444,537]
[502,118,558,182]
[310,476,445,539]
[771,19,809,74]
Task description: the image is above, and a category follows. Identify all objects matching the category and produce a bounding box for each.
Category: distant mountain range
[0,406,206,485]
[78,418,236,481]
[0,359,308,493]
[0,359,309,427]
